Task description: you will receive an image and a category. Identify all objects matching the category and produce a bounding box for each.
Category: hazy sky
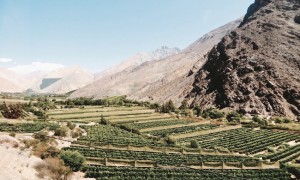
[0,0,253,73]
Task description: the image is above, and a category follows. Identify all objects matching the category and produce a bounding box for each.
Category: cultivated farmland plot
[83,166,292,180]
[34,106,299,178]
[178,128,300,154]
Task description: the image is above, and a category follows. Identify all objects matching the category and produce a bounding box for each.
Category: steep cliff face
[187,0,300,117]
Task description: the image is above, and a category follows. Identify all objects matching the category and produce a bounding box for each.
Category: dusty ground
[0,135,42,180]
[0,134,94,180]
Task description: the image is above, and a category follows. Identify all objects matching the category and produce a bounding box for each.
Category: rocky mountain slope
[29,66,94,94]
[70,19,242,103]
[186,0,300,117]
[95,46,180,80]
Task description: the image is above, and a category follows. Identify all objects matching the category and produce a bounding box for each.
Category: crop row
[64,146,256,166]
[0,122,59,133]
[147,124,219,137]
[280,151,300,163]
[83,166,291,180]
[179,128,300,154]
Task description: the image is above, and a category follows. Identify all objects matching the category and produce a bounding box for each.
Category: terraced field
[47,106,173,124]
[64,146,257,166]
[42,106,298,178]
[74,125,159,147]
[178,128,300,154]
[83,166,292,180]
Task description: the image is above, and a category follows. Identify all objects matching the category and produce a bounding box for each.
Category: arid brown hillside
[187,0,300,117]
[70,19,241,105]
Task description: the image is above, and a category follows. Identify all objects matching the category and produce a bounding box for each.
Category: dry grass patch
[34,157,72,180]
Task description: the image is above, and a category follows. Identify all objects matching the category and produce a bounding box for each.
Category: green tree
[190,140,199,148]
[179,100,188,110]
[161,100,176,113]
[60,151,85,171]
[226,111,243,123]
[99,114,109,125]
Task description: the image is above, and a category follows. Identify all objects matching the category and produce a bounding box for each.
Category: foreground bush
[60,150,85,171]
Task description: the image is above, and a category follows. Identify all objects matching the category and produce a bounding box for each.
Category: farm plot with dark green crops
[0,122,59,133]
[74,125,159,147]
[64,146,256,166]
[178,128,300,154]
[83,166,292,180]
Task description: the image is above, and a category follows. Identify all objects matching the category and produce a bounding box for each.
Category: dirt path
[170,125,242,140]
[140,121,211,133]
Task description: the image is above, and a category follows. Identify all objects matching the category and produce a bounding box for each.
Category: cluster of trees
[23,98,56,120]
[0,102,24,119]
[62,96,153,108]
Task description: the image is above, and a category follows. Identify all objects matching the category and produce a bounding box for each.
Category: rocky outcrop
[187,0,300,118]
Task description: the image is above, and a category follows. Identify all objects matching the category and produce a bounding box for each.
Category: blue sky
[0,0,253,73]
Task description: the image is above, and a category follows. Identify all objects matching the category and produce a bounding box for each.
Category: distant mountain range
[0,46,180,94]
[69,19,242,105]
[94,46,181,80]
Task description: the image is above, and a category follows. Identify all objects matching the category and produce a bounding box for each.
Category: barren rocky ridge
[186,0,300,117]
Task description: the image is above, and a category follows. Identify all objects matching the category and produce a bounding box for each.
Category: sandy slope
[0,135,42,180]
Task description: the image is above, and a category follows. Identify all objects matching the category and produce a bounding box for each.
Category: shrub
[9,132,16,137]
[283,118,291,123]
[99,115,109,125]
[161,100,176,113]
[54,126,69,137]
[67,122,76,130]
[34,131,50,142]
[272,117,292,124]
[202,108,224,119]
[60,151,85,171]
[252,115,268,126]
[71,128,84,138]
[165,136,176,145]
[226,111,243,123]
[190,140,199,148]
[34,157,72,180]
[252,115,262,122]
[34,143,60,159]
